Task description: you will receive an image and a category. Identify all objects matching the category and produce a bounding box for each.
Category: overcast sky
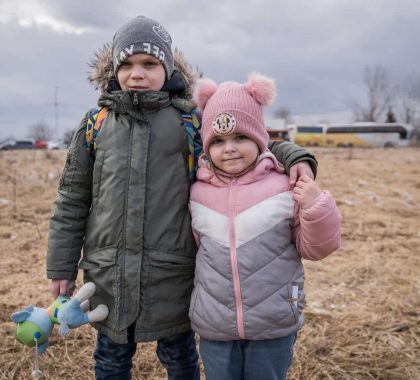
[1,0,419,139]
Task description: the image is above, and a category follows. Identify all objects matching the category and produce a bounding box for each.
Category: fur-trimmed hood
[87,43,200,100]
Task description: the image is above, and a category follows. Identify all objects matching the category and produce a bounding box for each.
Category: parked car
[0,140,34,150]
[35,139,48,149]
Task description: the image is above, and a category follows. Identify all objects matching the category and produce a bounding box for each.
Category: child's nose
[224,141,236,152]
[131,65,145,79]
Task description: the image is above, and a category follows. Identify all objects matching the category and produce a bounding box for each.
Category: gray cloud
[1,0,419,139]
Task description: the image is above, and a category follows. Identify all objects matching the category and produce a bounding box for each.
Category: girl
[189,73,341,380]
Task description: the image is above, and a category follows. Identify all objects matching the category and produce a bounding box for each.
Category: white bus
[288,123,414,148]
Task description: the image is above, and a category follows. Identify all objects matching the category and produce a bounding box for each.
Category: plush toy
[11,282,108,354]
[11,282,108,379]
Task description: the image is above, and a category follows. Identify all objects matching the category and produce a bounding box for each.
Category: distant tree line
[0,121,74,146]
[26,121,74,145]
[350,65,420,139]
[4,64,420,146]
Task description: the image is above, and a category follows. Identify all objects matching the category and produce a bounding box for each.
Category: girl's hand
[293,175,322,207]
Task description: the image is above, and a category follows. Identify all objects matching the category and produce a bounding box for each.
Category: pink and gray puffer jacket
[189,152,341,341]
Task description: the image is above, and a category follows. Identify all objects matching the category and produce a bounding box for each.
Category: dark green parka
[47,45,317,343]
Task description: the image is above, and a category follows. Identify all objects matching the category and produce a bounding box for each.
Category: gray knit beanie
[112,16,174,79]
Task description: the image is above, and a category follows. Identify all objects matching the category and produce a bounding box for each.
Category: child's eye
[235,135,247,141]
[144,60,159,67]
[211,138,222,145]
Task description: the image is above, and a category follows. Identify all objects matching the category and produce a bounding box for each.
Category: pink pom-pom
[245,72,276,106]
[192,78,218,110]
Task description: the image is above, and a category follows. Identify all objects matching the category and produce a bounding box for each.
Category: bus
[288,123,414,148]
[287,125,324,146]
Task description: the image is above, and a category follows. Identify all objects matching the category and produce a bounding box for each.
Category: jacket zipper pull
[133,92,139,106]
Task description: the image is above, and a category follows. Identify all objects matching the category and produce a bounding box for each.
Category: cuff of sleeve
[287,154,318,179]
[47,270,78,281]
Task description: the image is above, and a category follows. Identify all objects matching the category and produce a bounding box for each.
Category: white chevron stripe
[190,192,294,248]
[190,202,230,247]
[235,192,294,247]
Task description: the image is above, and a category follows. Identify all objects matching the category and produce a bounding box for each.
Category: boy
[47,15,317,380]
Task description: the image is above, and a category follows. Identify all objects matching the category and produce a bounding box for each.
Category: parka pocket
[147,249,195,328]
[78,246,119,329]
[59,146,77,189]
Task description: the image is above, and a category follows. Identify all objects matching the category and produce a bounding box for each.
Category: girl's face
[117,53,166,91]
[209,133,259,175]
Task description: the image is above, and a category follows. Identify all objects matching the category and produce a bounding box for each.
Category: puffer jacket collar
[196,151,286,187]
[97,89,171,121]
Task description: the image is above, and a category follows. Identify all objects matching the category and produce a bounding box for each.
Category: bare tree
[386,106,397,123]
[398,73,420,123]
[27,120,52,140]
[274,106,293,124]
[400,97,416,125]
[351,65,392,122]
[397,73,420,140]
[62,129,75,146]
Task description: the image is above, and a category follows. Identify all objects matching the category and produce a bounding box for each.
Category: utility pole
[54,86,59,140]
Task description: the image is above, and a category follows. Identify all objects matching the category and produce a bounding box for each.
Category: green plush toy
[11,282,108,379]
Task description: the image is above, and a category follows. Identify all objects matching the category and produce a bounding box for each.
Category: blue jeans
[94,329,199,380]
[199,333,297,380]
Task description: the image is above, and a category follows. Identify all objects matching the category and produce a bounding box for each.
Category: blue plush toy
[11,282,108,379]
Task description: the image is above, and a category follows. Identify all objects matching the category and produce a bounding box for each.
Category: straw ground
[1,148,419,379]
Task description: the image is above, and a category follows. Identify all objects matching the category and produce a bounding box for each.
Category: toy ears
[11,305,34,323]
[192,72,276,110]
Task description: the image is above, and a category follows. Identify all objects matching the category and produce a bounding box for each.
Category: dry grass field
[1,147,419,380]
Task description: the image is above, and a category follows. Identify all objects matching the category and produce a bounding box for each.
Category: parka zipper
[119,119,135,330]
[133,92,139,106]
[229,178,245,339]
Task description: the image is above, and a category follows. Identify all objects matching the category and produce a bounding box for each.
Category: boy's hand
[289,162,314,188]
[293,175,322,207]
[51,279,75,298]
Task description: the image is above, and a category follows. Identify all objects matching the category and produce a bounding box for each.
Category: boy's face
[117,53,166,91]
[209,133,259,174]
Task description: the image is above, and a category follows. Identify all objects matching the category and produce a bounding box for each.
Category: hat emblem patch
[212,112,236,135]
[152,24,171,43]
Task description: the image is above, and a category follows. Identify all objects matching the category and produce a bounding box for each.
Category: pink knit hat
[193,72,276,155]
